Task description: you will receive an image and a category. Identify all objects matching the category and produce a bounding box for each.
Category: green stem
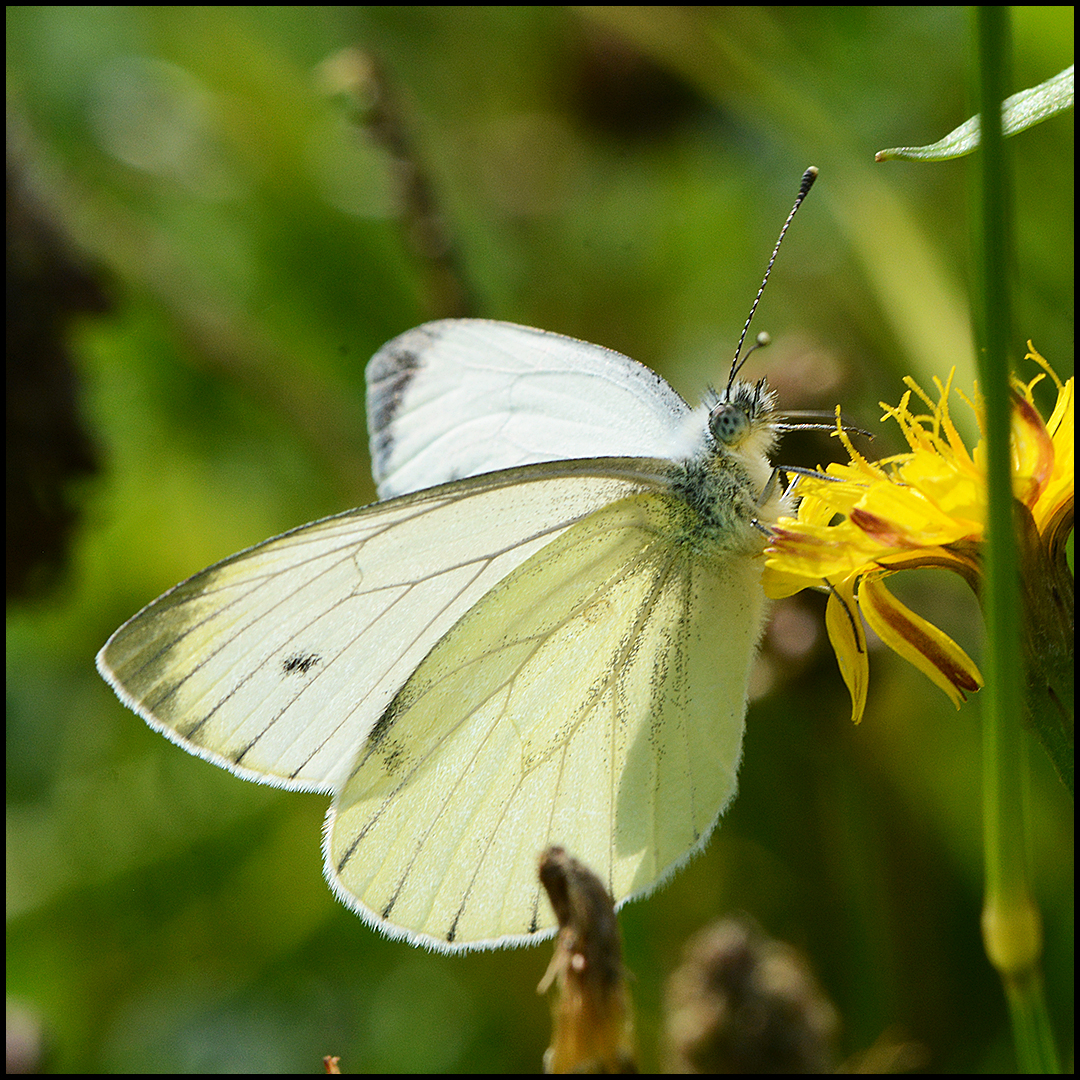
[972,9,1059,1072]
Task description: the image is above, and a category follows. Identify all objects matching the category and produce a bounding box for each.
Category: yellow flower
[764,346,1074,725]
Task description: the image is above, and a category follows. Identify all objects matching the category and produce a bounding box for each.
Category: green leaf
[876,64,1073,162]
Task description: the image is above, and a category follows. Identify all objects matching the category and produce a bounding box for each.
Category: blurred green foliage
[7,7,1072,1072]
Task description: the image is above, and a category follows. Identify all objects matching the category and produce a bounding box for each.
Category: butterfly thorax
[662,377,785,553]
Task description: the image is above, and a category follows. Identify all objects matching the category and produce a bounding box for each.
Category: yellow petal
[1032,376,1073,536]
[825,578,868,724]
[1009,391,1055,509]
[858,575,983,709]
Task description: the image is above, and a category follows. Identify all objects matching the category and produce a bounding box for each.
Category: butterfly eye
[709,401,751,447]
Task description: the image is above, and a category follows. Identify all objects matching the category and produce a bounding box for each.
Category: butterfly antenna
[727,166,818,394]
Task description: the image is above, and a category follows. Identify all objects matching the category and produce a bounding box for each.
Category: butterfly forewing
[97,463,672,794]
[367,319,693,499]
[326,487,766,949]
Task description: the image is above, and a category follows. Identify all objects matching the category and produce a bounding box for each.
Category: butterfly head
[703,377,780,468]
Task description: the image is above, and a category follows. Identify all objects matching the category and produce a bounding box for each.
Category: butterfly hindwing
[326,487,765,949]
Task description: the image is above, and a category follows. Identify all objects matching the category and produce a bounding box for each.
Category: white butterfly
[98,317,789,951]
[100,169,824,956]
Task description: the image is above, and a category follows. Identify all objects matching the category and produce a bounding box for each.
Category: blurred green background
[7,7,1072,1072]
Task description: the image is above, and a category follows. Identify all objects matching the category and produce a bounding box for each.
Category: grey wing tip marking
[367,332,432,477]
[369,348,418,431]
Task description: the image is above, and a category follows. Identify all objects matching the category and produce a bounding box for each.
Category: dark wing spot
[282,653,321,676]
